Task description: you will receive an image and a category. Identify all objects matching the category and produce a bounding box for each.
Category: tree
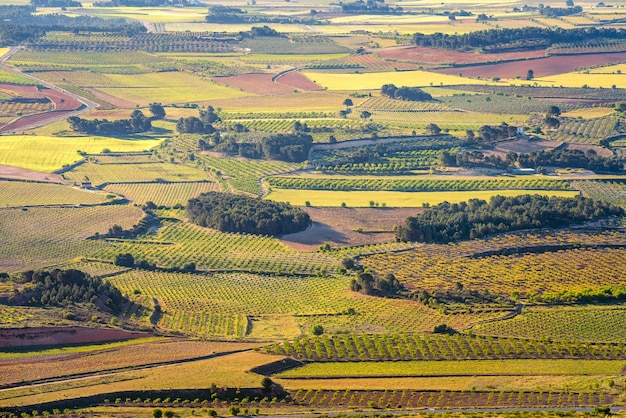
[426,123,441,135]
[149,103,166,119]
[546,105,561,117]
[526,69,534,80]
[360,110,372,120]
[152,409,163,418]
[343,98,353,107]
[566,0,574,6]
[545,116,560,129]
[164,411,175,418]
[115,253,135,267]
[312,324,324,335]
[261,377,274,395]
[439,150,456,166]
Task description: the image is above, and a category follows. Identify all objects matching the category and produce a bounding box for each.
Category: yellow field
[0,48,9,57]
[98,72,250,106]
[329,14,450,24]
[561,107,616,119]
[511,72,626,89]
[0,350,270,408]
[265,189,579,207]
[301,70,488,91]
[590,63,626,74]
[0,135,163,172]
[72,6,208,23]
[164,22,307,33]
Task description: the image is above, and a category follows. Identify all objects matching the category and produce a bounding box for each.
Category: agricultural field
[3,0,626,415]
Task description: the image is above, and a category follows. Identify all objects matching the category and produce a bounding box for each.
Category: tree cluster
[396,195,624,243]
[31,0,81,7]
[67,110,151,135]
[187,192,311,236]
[380,84,433,101]
[539,5,582,17]
[176,106,219,134]
[340,0,403,14]
[350,271,403,296]
[4,269,126,312]
[412,27,626,52]
[0,5,144,45]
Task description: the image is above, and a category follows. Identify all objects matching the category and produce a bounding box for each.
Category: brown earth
[84,88,135,108]
[276,72,323,91]
[495,138,562,154]
[378,46,547,65]
[0,327,150,348]
[565,143,614,157]
[0,165,65,183]
[434,51,626,79]
[280,207,420,250]
[214,73,293,95]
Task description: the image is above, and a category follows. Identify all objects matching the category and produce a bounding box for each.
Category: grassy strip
[278,359,625,378]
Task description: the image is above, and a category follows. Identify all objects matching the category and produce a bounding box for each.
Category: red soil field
[0,327,149,348]
[434,51,626,79]
[276,71,323,91]
[0,164,65,183]
[379,46,546,65]
[215,73,293,95]
[0,84,83,132]
[565,143,613,157]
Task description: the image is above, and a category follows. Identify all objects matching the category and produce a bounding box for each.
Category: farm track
[0,47,97,133]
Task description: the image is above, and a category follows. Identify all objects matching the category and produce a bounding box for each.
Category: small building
[516,126,524,136]
[80,176,92,189]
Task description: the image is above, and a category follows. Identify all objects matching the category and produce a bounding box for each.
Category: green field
[278,359,626,378]
[265,189,580,207]
[0,136,163,172]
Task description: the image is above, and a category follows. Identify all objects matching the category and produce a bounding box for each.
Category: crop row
[90,219,337,275]
[0,205,142,273]
[0,101,52,116]
[0,181,110,207]
[359,96,453,111]
[267,177,573,192]
[363,245,626,302]
[337,54,420,71]
[104,181,219,207]
[64,162,210,186]
[441,93,578,115]
[474,304,626,342]
[222,111,336,120]
[572,180,626,207]
[288,389,612,409]
[217,118,362,134]
[264,332,626,361]
[550,115,618,144]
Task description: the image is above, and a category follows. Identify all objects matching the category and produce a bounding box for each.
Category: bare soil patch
[0,165,65,183]
[565,143,613,157]
[378,46,546,65]
[276,72,323,91]
[434,52,626,79]
[495,138,562,154]
[84,88,135,108]
[215,73,293,95]
[0,327,150,348]
[280,207,419,250]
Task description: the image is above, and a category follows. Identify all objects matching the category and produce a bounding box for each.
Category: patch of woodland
[187,192,311,236]
[395,194,625,243]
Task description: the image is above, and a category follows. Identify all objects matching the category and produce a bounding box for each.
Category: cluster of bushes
[3,269,126,312]
[396,195,624,243]
[350,271,404,297]
[540,5,582,17]
[380,84,433,101]
[536,285,626,304]
[187,192,311,236]
[176,106,220,134]
[214,133,313,163]
[68,110,151,136]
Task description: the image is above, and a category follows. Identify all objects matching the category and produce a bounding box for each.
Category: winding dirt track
[0,47,98,133]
